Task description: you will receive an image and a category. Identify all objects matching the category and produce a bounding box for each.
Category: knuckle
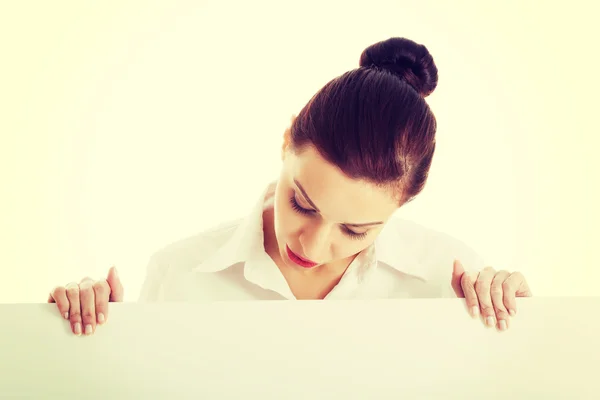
[474,283,487,296]
[65,286,79,297]
[79,290,94,302]
[79,280,93,292]
[460,274,472,286]
[51,286,65,296]
[465,285,478,296]
[496,306,508,313]
[93,281,108,296]
[65,281,78,289]
[69,311,82,321]
[490,285,503,296]
[466,298,479,308]
[476,291,492,304]
[55,298,69,310]
[511,271,524,280]
[494,307,508,317]
[480,305,495,315]
[503,291,515,301]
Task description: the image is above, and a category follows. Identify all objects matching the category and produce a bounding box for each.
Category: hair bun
[359,37,438,97]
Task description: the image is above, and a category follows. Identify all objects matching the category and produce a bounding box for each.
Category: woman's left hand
[451,260,532,331]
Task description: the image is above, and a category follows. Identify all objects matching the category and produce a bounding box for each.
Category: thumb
[451,259,466,297]
[107,266,124,302]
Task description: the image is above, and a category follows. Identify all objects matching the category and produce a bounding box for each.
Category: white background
[1,0,598,302]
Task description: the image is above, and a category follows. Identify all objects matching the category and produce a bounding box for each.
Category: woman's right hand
[48,266,124,336]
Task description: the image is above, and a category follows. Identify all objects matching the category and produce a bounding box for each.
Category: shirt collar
[193,181,430,282]
[192,182,274,273]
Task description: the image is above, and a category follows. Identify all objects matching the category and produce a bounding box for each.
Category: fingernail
[63,312,69,320]
[509,309,516,316]
[498,320,507,331]
[97,313,105,324]
[74,323,81,336]
[470,306,479,318]
[486,316,495,327]
[85,324,93,335]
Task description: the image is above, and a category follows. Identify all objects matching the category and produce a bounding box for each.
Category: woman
[48,37,532,337]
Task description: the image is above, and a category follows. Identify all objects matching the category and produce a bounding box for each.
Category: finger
[475,267,496,328]
[460,271,480,318]
[65,282,82,336]
[48,286,70,320]
[79,277,96,335]
[93,280,110,325]
[513,271,533,297]
[107,266,124,302]
[502,272,530,315]
[490,270,511,331]
[451,260,465,297]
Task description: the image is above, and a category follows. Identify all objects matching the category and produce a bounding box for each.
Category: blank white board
[1,297,599,399]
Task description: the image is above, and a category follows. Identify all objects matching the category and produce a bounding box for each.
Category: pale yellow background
[1,0,598,303]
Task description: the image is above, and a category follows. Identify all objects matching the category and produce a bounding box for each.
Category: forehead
[285,146,399,223]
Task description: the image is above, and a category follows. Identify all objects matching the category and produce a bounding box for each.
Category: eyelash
[288,196,369,240]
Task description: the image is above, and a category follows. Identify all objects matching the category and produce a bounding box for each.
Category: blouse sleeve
[137,253,168,302]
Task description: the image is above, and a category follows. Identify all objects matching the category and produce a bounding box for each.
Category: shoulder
[379,216,485,276]
[149,217,243,273]
[138,217,244,302]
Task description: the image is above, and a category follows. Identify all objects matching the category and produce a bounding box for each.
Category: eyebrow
[293,179,384,228]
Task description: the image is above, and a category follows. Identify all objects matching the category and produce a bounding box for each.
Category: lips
[286,245,318,268]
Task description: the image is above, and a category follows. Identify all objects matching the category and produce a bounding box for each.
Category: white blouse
[138,181,485,302]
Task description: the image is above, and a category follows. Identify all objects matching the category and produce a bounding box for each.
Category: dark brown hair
[290,37,439,205]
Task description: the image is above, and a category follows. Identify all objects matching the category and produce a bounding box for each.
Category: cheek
[333,227,382,260]
[273,192,303,238]
[334,240,372,260]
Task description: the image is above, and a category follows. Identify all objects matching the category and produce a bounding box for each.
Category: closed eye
[289,195,313,215]
[289,195,369,240]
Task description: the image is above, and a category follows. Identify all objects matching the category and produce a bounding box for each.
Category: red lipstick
[286,245,318,268]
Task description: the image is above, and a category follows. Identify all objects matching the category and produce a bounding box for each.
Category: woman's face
[272,142,400,272]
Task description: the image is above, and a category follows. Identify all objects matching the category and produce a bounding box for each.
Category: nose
[299,222,332,262]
